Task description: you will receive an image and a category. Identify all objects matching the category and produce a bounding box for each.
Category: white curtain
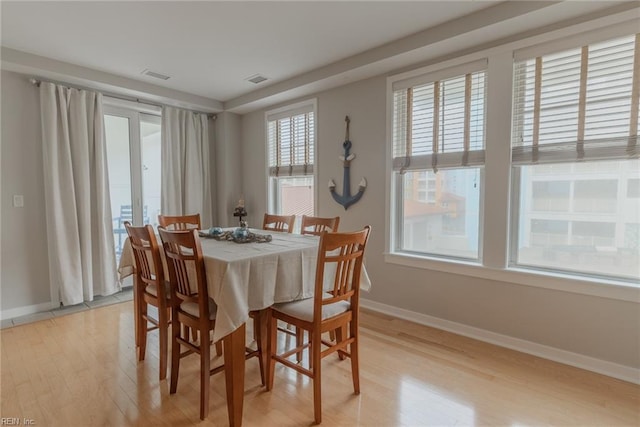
[161,106,212,225]
[40,82,119,306]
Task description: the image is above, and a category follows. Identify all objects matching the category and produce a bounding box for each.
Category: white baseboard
[1,301,56,321]
[360,298,640,385]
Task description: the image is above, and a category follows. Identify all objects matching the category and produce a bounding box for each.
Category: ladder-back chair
[266,226,371,424]
[158,228,263,420]
[158,213,201,230]
[262,213,295,233]
[300,215,340,236]
[124,222,171,380]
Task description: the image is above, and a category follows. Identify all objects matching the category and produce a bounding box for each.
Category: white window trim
[104,96,162,116]
[391,58,487,91]
[385,252,639,303]
[264,98,318,215]
[385,16,640,303]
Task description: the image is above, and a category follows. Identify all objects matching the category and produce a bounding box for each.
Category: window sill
[384,252,640,303]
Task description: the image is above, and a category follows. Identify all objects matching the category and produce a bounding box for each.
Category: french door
[104,101,162,260]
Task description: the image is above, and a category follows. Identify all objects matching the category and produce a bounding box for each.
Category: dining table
[118,227,371,427]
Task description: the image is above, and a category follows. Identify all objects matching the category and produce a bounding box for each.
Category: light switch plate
[13,195,24,208]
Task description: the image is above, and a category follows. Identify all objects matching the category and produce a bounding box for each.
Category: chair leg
[312,330,322,425]
[133,277,140,348]
[215,340,223,356]
[335,325,347,361]
[308,328,314,370]
[170,316,181,394]
[253,311,267,386]
[267,311,277,391]
[200,324,211,420]
[350,321,360,394]
[138,303,148,362]
[295,327,304,363]
[158,306,169,380]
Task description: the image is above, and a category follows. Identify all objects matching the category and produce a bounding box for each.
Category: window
[391,61,486,260]
[532,181,570,211]
[511,34,639,281]
[573,179,617,213]
[266,100,316,225]
[386,24,639,298]
[624,223,639,252]
[572,221,615,246]
[530,219,569,246]
[628,178,640,198]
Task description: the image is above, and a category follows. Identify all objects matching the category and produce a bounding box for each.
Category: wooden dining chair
[280,215,342,357]
[158,213,201,230]
[158,228,264,420]
[300,215,340,236]
[300,215,342,345]
[266,226,371,424]
[159,218,221,359]
[262,213,296,233]
[124,222,171,380]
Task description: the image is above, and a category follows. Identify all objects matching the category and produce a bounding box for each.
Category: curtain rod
[29,77,217,120]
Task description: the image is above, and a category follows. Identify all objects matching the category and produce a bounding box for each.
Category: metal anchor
[329,116,367,210]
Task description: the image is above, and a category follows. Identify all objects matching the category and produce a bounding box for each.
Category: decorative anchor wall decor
[328,116,367,210]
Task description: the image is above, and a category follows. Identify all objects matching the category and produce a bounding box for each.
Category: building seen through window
[516,160,639,279]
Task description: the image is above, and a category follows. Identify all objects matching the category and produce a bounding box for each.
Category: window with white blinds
[267,105,314,176]
[510,33,640,282]
[512,34,639,164]
[266,100,316,223]
[389,61,486,261]
[385,23,640,292]
[392,61,487,171]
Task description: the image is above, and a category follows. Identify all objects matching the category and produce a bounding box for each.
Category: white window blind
[267,106,314,176]
[392,67,487,171]
[512,33,640,164]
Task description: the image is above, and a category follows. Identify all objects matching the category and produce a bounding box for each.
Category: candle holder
[233,206,247,227]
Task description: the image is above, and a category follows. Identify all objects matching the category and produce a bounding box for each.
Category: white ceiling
[1,1,636,113]
[1,1,499,100]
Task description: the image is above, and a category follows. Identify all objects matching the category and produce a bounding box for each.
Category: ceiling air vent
[246,74,268,84]
[141,69,171,80]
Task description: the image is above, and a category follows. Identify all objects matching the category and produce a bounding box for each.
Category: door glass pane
[105,115,132,261]
[141,116,161,227]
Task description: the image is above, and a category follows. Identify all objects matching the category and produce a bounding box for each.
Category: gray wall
[214,111,243,227]
[240,75,640,369]
[1,70,51,311]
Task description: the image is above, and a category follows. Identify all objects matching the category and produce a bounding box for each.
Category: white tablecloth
[119,229,371,342]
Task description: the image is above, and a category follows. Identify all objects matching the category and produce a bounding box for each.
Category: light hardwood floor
[1,301,638,426]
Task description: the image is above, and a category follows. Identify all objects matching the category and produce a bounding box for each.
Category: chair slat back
[158,228,209,312]
[300,215,340,236]
[315,226,371,314]
[124,222,164,292]
[263,213,296,233]
[158,214,201,230]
